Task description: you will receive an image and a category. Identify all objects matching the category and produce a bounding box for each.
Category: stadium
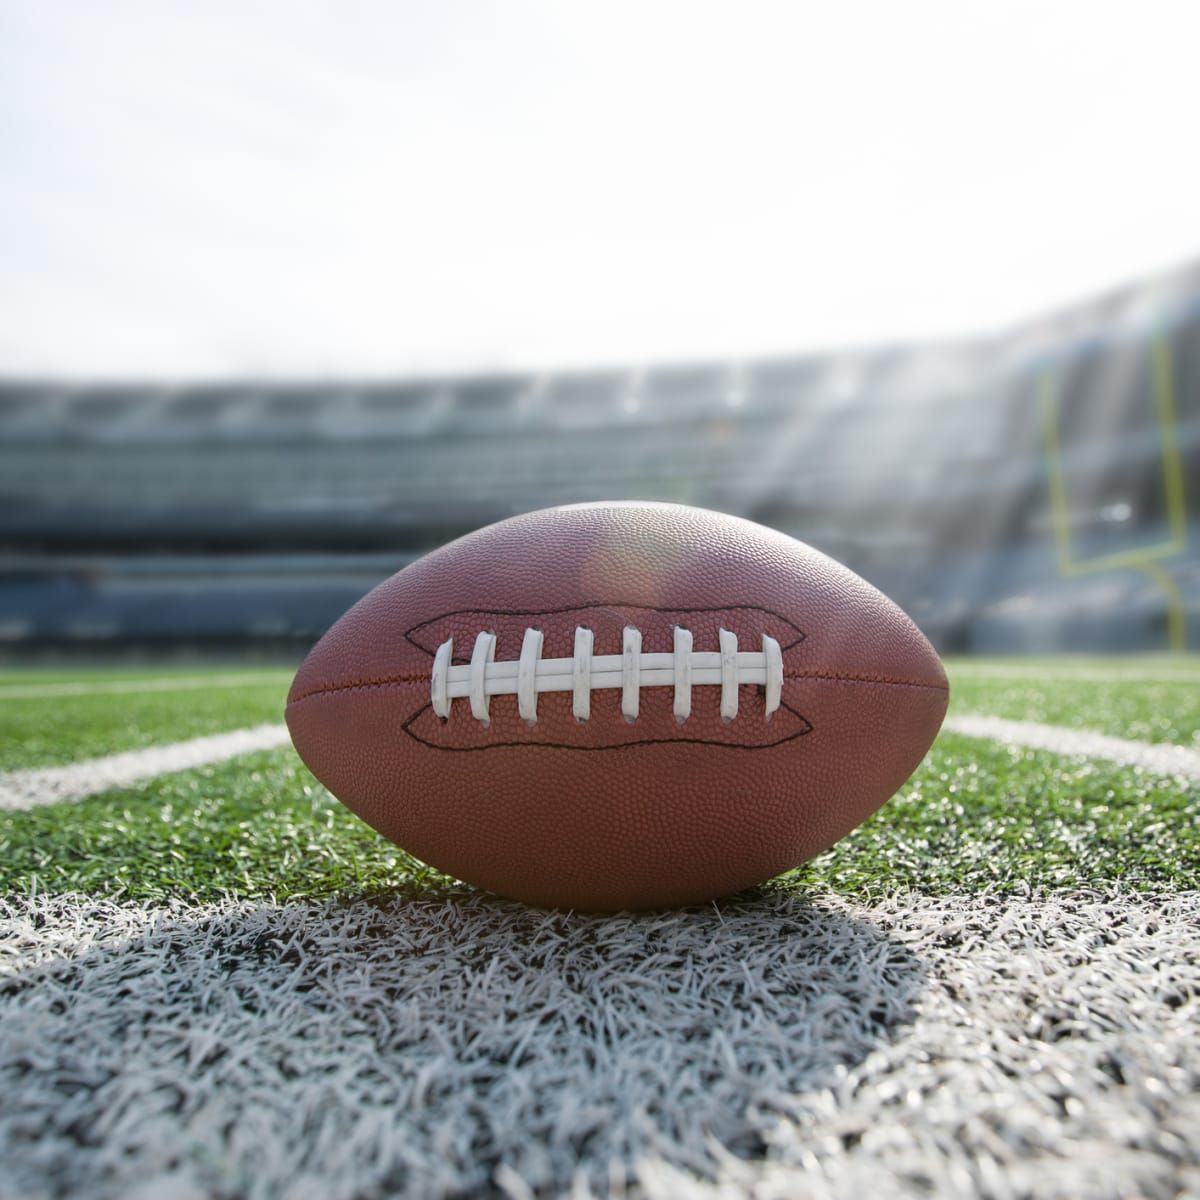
[1,5,1198,1199]
[2,257,1198,658]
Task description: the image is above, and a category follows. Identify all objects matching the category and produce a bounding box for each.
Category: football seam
[398,698,816,752]
[403,602,807,657]
[287,668,949,705]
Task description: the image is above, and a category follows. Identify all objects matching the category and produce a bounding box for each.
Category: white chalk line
[0,672,290,700]
[0,723,291,810]
[944,713,1200,780]
[1,889,1197,1200]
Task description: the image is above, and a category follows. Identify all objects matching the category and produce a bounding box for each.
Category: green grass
[947,657,1200,746]
[0,676,290,772]
[794,732,1199,895]
[0,733,1195,905]
[0,749,443,903]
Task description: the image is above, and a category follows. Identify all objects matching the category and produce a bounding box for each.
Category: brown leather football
[286,502,948,911]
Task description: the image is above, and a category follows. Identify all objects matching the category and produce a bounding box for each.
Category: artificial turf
[0,731,1195,905]
[0,749,436,903]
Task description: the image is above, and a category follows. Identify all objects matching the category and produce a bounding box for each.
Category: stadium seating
[1,261,1197,654]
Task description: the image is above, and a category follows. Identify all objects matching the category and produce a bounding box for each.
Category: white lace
[430,626,784,727]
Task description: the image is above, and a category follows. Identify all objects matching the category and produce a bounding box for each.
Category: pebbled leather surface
[286,501,949,911]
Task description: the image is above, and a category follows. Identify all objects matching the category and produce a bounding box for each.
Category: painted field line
[0,673,290,700]
[0,723,291,810]
[945,713,1200,779]
[2,889,1197,1199]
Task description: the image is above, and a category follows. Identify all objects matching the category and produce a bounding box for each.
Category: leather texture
[286,502,949,911]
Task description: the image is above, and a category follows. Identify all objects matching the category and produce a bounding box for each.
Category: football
[286,502,949,911]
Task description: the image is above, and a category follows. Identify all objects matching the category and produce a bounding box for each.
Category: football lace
[430,626,784,727]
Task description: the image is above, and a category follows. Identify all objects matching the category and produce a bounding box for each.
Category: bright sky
[2,0,1198,379]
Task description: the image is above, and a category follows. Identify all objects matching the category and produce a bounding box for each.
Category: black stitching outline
[400,697,815,752]
[405,602,807,660]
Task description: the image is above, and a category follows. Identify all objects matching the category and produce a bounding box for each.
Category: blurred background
[1,1,1196,662]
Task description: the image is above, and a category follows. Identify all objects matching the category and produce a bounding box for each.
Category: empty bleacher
[1,260,1197,654]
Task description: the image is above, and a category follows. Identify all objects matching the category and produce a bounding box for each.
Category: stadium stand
[0,261,1196,656]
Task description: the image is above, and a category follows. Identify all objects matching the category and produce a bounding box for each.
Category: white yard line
[0,673,290,700]
[945,713,1200,779]
[0,723,291,810]
[1,889,1196,1200]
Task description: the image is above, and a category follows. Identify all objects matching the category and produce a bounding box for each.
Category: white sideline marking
[1,890,1196,1199]
[0,723,291,810]
[0,672,289,700]
[945,713,1200,779]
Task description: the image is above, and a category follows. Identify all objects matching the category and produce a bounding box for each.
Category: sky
[1,0,1198,379]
